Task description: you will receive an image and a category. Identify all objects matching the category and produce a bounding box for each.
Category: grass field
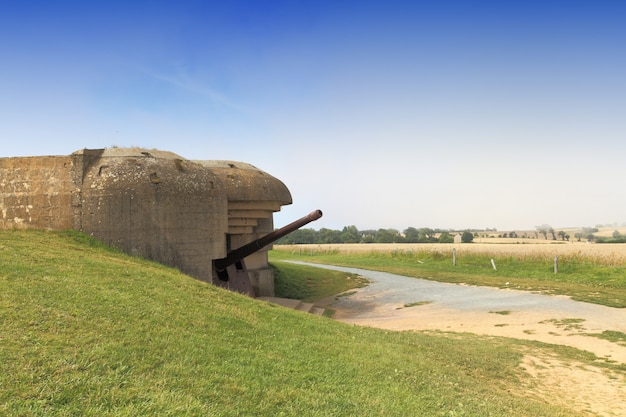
[0,230,604,416]
[273,242,626,307]
[278,242,626,264]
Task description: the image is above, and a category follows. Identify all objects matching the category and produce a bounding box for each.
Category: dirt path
[294,262,626,416]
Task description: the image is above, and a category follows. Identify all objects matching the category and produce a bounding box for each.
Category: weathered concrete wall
[0,148,292,295]
[0,155,75,230]
[76,148,229,282]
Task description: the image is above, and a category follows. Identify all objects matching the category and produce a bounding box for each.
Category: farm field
[272,242,626,307]
[477,225,626,240]
[278,242,626,264]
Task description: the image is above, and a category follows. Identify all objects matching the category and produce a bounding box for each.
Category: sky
[1,1,625,232]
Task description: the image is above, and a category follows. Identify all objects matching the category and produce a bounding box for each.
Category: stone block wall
[0,155,75,230]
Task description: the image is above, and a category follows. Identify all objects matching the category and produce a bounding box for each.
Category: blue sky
[2,1,625,231]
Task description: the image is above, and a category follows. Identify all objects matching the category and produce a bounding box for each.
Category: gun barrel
[214,209,322,271]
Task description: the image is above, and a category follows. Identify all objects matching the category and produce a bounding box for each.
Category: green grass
[271,260,368,302]
[0,230,612,416]
[589,330,626,346]
[270,248,626,307]
[539,318,586,332]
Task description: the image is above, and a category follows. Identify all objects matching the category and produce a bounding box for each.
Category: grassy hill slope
[0,230,581,416]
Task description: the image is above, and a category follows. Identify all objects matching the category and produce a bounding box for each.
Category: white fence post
[554,256,558,274]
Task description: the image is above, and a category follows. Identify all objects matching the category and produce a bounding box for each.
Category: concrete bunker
[0,148,320,297]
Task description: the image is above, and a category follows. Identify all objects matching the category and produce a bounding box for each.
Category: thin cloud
[141,66,247,112]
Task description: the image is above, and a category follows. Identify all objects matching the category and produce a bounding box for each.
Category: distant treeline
[275,226,475,244]
[275,225,626,245]
[596,237,626,243]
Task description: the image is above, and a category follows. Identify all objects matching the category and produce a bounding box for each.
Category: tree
[318,228,341,244]
[360,230,376,243]
[536,224,551,240]
[438,231,454,243]
[613,230,622,239]
[461,231,474,243]
[276,228,316,244]
[375,228,399,243]
[403,227,420,243]
[415,227,437,243]
[580,227,598,243]
[340,225,360,243]
[421,228,435,240]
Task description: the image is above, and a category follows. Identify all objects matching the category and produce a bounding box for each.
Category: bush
[461,231,474,243]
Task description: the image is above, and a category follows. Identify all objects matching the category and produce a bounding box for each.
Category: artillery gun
[212,209,323,296]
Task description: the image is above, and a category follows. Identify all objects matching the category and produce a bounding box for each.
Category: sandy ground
[333,303,626,363]
[296,262,626,417]
[332,303,626,416]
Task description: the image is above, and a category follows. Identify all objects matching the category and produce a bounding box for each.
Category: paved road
[290,261,626,361]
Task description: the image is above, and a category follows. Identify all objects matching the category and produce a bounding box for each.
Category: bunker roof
[195,160,292,205]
